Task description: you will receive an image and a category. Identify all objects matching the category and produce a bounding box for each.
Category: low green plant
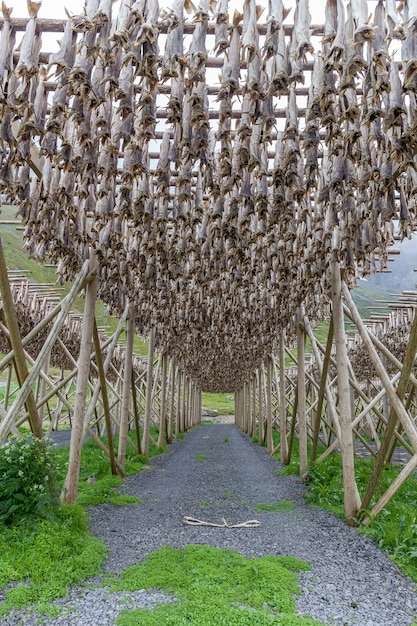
[0,434,60,526]
[304,449,417,581]
[195,454,207,460]
[255,500,296,513]
[106,544,324,626]
[0,504,106,617]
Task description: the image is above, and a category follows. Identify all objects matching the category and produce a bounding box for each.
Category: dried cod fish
[15,0,42,78]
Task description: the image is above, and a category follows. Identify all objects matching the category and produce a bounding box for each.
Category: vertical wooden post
[297,308,308,479]
[63,261,98,503]
[175,369,182,435]
[158,351,168,447]
[310,317,334,461]
[167,359,175,442]
[235,387,241,428]
[266,357,273,454]
[251,374,257,438]
[0,238,42,438]
[181,374,187,432]
[142,327,155,456]
[279,333,288,464]
[131,369,142,455]
[118,311,135,472]
[258,366,264,444]
[331,263,361,522]
[92,319,117,475]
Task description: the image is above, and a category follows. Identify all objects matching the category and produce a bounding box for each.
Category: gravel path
[3,423,417,625]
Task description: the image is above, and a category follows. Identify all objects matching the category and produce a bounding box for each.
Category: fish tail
[233,9,243,26]
[1,2,13,19]
[184,0,196,14]
[27,0,42,19]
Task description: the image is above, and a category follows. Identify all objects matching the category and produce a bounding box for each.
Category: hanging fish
[0,2,16,94]
[16,1,42,78]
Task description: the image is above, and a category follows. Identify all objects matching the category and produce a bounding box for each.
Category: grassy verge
[0,504,106,618]
[105,544,325,626]
[0,427,166,617]
[266,430,417,583]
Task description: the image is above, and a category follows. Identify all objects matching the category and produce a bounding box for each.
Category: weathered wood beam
[0,259,93,445]
[63,259,98,503]
[331,265,361,523]
[0,238,42,438]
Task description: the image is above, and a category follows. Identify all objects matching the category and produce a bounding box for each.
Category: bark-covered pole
[117,309,135,472]
[0,237,42,438]
[279,333,288,464]
[92,319,117,476]
[158,350,168,447]
[297,308,308,480]
[258,366,264,444]
[142,327,155,456]
[331,263,361,523]
[167,359,175,442]
[63,258,98,503]
[266,356,273,454]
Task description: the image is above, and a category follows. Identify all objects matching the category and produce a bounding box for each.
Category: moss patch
[106,544,324,625]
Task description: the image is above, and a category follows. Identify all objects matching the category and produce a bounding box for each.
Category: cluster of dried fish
[0,277,147,379]
[1,0,417,392]
[348,302,417,383]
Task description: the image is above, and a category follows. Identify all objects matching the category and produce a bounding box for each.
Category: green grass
[201,393,235,415]
[105,544,324,626]
[52,428,164,507]
[255,501,296,513]
[195,453,207,460]
[305,452,417,581]
[0,426,168,617]
[0,504,106,618]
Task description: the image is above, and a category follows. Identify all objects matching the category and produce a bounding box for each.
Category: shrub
[0,434,60,526]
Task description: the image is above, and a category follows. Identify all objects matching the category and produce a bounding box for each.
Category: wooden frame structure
[1,0,417,519]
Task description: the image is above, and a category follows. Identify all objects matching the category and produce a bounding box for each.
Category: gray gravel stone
[2,424,417,625]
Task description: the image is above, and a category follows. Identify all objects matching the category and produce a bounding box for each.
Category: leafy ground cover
[263,430,417,584]
[106,544,324,626]
[305,452,417,582]
[0,428,165,616]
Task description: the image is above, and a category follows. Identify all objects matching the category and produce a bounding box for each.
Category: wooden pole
[117,312,135,472]
[361,304,417,511]
[297,308,308,480]
[142,327,155,456]
[175,369,182,436]
[279,334,288,464]
[92,319,117,475]
[310,317,334,461]
[266,357,274,454]
[0,260,92,445]
[331,264,361,522]
[342,283,417,451]
[157,351,168,447]
[63,260,98,503]
[303,316,342,450]
[258,366,264,444]
[131,370,142,454]
[167,359,175,442]
[251,374,257,438]
[0,238,42,438]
